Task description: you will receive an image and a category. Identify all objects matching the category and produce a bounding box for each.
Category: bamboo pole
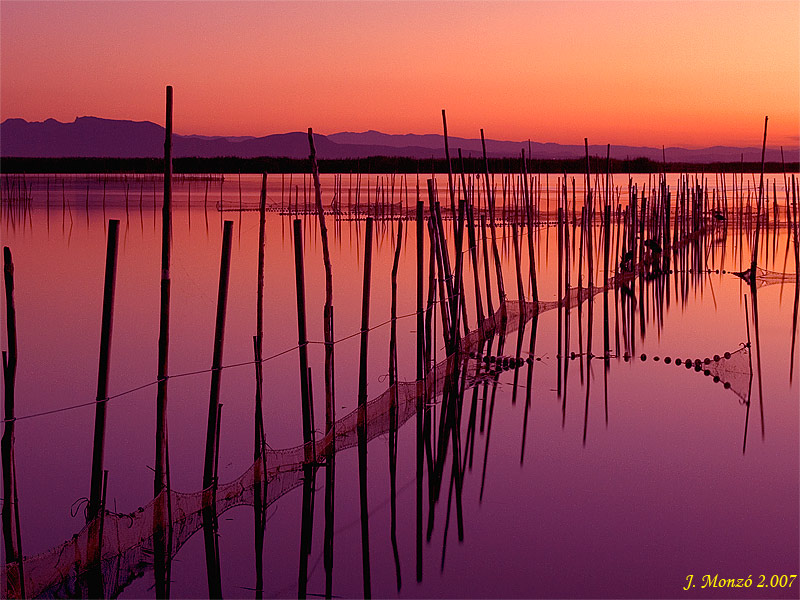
[309,129,336,434]
[203,220,233,491]
[415,198,424,582]
[357,217,374,598]
[202,479,222,599]
[557,179,564,395]
[512,223,525,301]
[2,245,24,599]
[154,85,173,497]
[298,462,315,599]
[424,231,437,371]
[358,217,374,411]
[87,467,110,599]
[449,198,466,351]
[479,215,495,316]
[431,185,456,324]
[324,445,335,598]
[252,336,265,600]
[442,110,457,218]
[292,219,314,457]
[427,182,452,348]
[416,199,425,381]
[481,130,506,303]
[521,150,539,301]
[585,139,594,294]
[466,198,485,326]
[88,219,120,522]
[390,221,404,414]
[255,173,267,460]
[751,116,768,277]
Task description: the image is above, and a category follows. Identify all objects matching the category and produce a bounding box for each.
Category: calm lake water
[1,173,798,598]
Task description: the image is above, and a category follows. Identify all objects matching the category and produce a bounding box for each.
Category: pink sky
[1,1,798,148]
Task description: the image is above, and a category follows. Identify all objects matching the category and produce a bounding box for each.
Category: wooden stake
[255,173,267,460]
[2,246,24,599]
[88,219,120,522]
[449,198,466,351]
[521,150,539,301]
[479,215,495,316]
[292,219,314,460]
[203,220,233,490]
[309,129,336,434]
[154,85,173,497]
[481,129,506,303]
[442,109,457,218]
[417,200,425,383]
[751,116,768,276]
[390,221,404,391]
[512,223,525,302]
[357,217,374,598]
[358,217,374,410]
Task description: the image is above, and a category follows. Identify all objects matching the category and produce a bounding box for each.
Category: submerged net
[732,267,798,289]
[624,344,752,404]
[692,344,753,404]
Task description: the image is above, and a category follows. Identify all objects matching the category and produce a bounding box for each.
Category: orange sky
[1,1,798,148]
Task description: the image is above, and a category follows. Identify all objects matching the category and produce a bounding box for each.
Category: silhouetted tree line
[2,156,797,174]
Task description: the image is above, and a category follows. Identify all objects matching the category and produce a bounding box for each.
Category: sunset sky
[1,1,798,148]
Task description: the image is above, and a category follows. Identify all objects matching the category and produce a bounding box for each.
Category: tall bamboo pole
[154,85,173,497]
[88,220,120,521]
[357,217,374,598]
[309,129,336,433]
[481,130,506,303]
[203,221,233,490]
[255,173,267,459]
[2,246,24,599]
[751,116,768,277]
[293,219,314,456]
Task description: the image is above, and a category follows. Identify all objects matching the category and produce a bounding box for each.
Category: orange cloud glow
[1,1,798,148]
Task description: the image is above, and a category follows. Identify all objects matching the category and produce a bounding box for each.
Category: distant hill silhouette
[329,130,800,163]
[2,116,798,163]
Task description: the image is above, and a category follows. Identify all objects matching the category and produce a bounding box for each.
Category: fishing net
[732,267,798,289]
[691,344,753,404]
[625,344,752,404]
[4,300,526,599]
[10,453,305,598]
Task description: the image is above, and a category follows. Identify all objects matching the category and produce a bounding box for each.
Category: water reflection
[1,172,798,598]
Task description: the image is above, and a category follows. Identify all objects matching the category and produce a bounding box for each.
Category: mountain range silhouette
[2,116,797,163]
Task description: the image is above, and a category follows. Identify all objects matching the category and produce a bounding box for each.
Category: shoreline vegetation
[2,155,798,175]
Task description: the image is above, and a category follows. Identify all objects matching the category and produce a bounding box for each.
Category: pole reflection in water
[389,221,403,591]
[521,310,539,464]
[203,404,223,599]
[414,200,425,584]
[749,281,766,441]
[202,499,222,599]
[297,463,315,599]
[479,326,504,503]
[1,171,797,599]
[583,257,594,448]
[357,217,374,599]
[438,358,465,571]
[323,447,335,598]
[253,173,268,600]
[743,295,755,455]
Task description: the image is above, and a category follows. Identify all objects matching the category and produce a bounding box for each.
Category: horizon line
[4,114,799,152]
